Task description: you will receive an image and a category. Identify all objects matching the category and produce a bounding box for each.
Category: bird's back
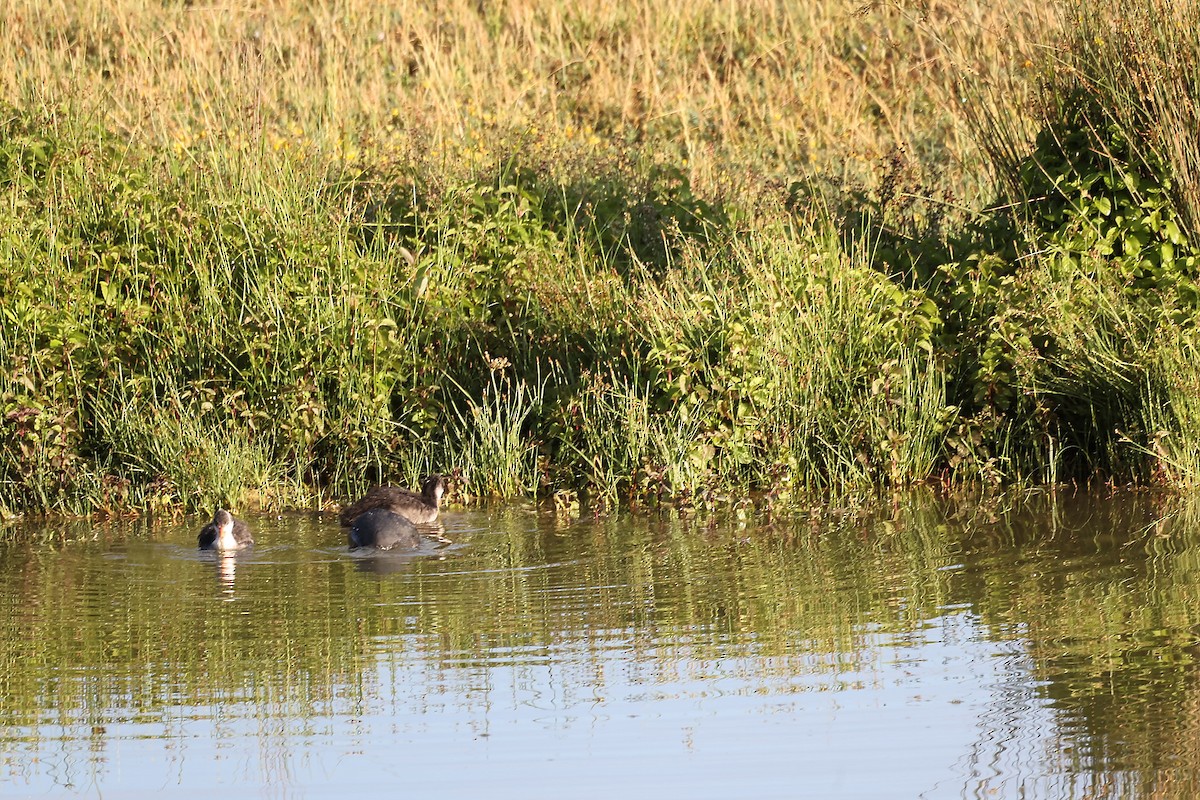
[349,508,422,550]
[340,485,437,526]
[230,518,254,547]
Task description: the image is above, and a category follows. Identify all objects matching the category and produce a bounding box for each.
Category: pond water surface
[2,492,1200,799]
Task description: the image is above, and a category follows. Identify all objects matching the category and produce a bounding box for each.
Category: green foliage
[963,0,1200,485]
[1138,327,1200,486]
[12,0,1200,520]
[635,233,952,496]
[1020,108,1200,320]
[0,107,750,515]
[814,0,1200,488]
[543,371,656,507]
[0,105,57,190]
[91,381,286,513]
[449,366,544,499]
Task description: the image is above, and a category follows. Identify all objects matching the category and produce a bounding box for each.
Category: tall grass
[6,0,1200,516]
[0,0,1050,206]
[449,365,544,499]
[1050,0,1200,236]
[948,0,1200,488]
[1140,330,1200,487]
[91,379,290,513]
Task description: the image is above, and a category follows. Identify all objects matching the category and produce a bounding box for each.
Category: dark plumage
[348,508,422,550]
[339,474,447,527]
[198,508,254,551]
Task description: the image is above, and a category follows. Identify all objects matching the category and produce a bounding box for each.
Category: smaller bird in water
[348,508,422,550]
[198,508,254,551]
[339,474,447,527]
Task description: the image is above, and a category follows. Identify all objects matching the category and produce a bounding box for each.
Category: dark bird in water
[198,508,254,551]
[348,507,422,550]
[339,474,447,527]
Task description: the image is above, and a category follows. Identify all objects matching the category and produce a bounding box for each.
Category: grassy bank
[2,0,1200,517]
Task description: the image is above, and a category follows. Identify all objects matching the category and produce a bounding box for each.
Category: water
[2,492,1200,799]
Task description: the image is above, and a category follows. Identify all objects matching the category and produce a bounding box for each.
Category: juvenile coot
[348,507,422,550]
[198,509,254,551]
[339,474,447,526]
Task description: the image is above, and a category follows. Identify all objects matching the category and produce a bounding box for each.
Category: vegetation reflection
[2,493,1200,795]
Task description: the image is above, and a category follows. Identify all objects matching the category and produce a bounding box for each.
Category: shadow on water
[2,492,1200,797]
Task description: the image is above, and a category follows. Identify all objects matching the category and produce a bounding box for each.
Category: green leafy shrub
[1020,106,1200,320]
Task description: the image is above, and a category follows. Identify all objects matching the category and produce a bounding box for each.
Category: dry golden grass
[1,0,1056,203]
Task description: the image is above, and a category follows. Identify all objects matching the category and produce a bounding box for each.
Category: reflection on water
[208,551,238,599]
[1,493,1200,798]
